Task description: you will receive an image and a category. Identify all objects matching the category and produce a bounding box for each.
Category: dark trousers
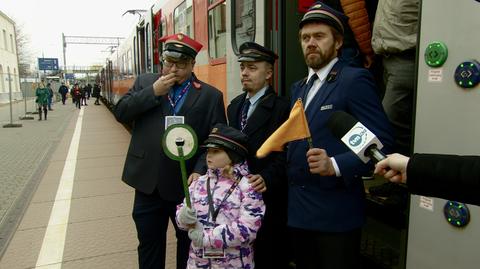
[75,98,81,109]
[254,197,291,269]
[291,227,362,269]
[38,104,47,120]
[133,190,190,269]
[61,94,67,104]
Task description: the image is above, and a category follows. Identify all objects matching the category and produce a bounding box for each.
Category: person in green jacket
[36,82,49,120]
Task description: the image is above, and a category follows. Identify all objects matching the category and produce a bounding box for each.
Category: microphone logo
[347,127,367,148]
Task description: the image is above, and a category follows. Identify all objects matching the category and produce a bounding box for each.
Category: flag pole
[299,98,313,149]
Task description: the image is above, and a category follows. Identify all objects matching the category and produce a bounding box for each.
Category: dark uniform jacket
[407,153,480,206]
[227,87,289,192]
[287,60,394,232]
[114,73,226,202]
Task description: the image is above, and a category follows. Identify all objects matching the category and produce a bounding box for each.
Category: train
[98,0,324,106]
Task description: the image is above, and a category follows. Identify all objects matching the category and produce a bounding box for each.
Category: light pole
[3,73,22,128]
[20,77,33,120]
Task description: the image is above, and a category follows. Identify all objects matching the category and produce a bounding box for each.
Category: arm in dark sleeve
[113,75,160,124]
[258,101,290,189]
[407,153,480,205]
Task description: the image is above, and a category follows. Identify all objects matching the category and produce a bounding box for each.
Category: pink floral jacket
[176,163,265,269]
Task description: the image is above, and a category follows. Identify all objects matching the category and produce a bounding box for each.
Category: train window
[174,0,194,38]
[208,1,227,60]
[127,49,133,75]
[122,54,127,78]
[231,0,255,54]
[146,23,152,72]
[161,18,167,37]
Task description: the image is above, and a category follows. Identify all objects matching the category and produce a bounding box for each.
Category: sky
[0,0,155,69]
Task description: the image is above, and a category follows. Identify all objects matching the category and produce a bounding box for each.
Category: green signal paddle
[162,124,198,208]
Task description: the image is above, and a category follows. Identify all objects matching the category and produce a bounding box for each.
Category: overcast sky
[0,0,154,69]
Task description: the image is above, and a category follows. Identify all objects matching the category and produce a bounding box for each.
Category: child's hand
[188,222,204,248]
[178,206,197,225]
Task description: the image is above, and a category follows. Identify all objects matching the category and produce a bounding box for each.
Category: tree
[14,23,32,77]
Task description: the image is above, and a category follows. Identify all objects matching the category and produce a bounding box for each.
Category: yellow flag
[256,99,311,158]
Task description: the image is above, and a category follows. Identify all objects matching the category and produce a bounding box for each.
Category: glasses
[162,59,189,69]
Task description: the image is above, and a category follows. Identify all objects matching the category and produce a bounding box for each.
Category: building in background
[0,10,21,104]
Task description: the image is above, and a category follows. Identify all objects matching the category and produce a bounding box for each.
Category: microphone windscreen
[327,111,358,139]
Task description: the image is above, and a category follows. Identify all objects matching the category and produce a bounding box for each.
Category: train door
[268,0,310,97]
[136,21,146,74]
[152,9,162,73]
[226,0,263,101]
[225,0,309,100]
[409,0,480,268]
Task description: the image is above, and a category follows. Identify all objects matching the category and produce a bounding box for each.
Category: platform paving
[0,100,178,268]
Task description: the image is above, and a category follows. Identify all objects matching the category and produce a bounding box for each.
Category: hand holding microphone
[374,154,410,184]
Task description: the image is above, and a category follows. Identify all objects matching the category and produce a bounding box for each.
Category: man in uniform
[114,33,227,269]
[227,42,291,269]
[287,2,394,268]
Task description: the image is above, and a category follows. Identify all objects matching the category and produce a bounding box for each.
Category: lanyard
[206,175,240,224]
[167,80,191,115]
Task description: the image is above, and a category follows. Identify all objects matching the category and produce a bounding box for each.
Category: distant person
[86,83,92,99]
[92,83,101,105]
[375,153,480,206]
[80,84,87,106]
[176,124,265,269]
[58,82,69,105]
[71,83,81,109]
[35,83,49,120]
[113,33,227,269]
[46,83,54,111]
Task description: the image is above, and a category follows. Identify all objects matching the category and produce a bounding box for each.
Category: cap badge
[312,4,322,9]
[212,128,218,133]
[177,34,184,40]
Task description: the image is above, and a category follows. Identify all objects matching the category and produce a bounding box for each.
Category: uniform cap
[159,33,203,59]
[299,2,348,35]
[202,123,248,158]
[238,42,278,64]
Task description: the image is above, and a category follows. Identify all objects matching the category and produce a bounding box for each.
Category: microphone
[327,111,386,163]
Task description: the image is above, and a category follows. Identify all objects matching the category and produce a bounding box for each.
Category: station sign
[64,73,75,80]
[38,58,59,71]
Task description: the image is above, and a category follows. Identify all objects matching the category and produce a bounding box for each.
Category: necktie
[240,99,250,131]
[302,73,318,104]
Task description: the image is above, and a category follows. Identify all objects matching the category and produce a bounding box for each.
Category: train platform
[0,101,177,268]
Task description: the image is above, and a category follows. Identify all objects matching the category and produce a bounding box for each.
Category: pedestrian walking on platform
[71,83,81,109]
[58,82,69,105]
[46,83,54,111]
[35,83,49,120]
[92,83,101,105]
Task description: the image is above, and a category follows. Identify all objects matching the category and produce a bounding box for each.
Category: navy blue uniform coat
[114,73,226,202]
[287,61,394,232]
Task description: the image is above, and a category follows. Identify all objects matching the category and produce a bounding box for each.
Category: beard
[304,47,336,70]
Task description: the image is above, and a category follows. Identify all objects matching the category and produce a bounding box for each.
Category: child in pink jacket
[176,124,265,269]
